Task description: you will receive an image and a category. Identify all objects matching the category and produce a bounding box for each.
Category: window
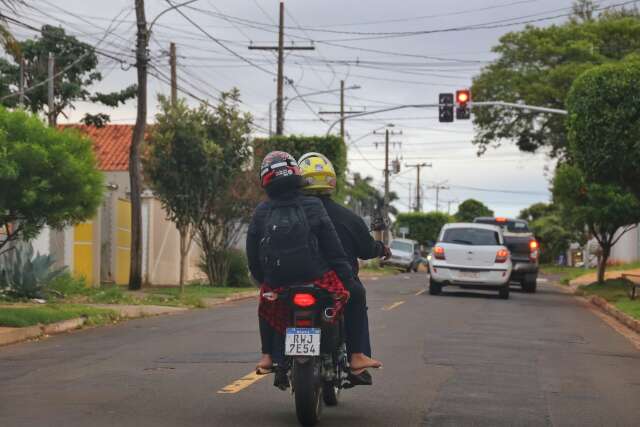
[390,241,413,253]
[441,228,500,246]
[475,218,530,233]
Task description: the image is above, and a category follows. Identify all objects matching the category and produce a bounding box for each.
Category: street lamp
[268,96,288,136]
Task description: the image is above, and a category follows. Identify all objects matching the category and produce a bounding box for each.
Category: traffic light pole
[325,101,567,136]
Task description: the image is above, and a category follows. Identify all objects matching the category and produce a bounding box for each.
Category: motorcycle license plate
[285,328,321,356]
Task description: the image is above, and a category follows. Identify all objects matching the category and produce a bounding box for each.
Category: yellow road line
[415,289,427,296]
[217,371,267,394]
[382,301,405,311]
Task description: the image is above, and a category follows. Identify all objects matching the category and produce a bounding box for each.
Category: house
[609,225,640,264]
[35,124,203,286]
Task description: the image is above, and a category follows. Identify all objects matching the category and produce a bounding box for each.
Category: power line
[163,0,276,76]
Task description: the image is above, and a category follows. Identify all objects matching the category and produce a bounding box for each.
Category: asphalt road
[2,274,640,427]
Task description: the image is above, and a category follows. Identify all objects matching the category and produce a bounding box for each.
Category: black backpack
[259,200,324,285]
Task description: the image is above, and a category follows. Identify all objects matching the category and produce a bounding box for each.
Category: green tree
[553,164,640,283]
[0,107,103,254]
[253,134,347,198]
[471,9,640,157]
[395,212,451,245]
[519,202,576,263]
[454,199,494,222]
[518,202,555,223]
[145,96,210,290]
[0,1,23,57]
[344,173,398,220]
[529,213,578,264]
[195,89,255,286]
[567,59,640,200]
[0,25,136,126]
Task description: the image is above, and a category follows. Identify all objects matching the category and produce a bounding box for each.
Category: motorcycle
[267,284,350,426]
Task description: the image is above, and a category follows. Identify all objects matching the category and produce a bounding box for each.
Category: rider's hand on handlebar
[382,245,392,260]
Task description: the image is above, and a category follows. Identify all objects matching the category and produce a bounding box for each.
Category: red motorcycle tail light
[293,293,316,307]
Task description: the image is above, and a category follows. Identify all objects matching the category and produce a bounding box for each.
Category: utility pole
[275,1,284,135]
[318,81,364,141]
[47,52,54,126]
[19,57,25,108]
[169,42,177,106]
[406,162,432,212]
[248,1,314,135]
[373,125,402,244]
[428,182,450,213]
[129,0,149,290]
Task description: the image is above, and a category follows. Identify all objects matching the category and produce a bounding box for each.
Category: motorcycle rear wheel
[293,359,323,426]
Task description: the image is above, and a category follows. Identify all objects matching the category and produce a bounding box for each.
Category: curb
[202,290,258,308]
[0,317,88,347]
[588,295,640,335]
[0,325,43,347]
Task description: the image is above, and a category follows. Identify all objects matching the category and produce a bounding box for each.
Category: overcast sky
[6,0,594,217]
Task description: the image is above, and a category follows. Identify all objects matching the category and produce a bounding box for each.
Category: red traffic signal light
[456,89,471,106]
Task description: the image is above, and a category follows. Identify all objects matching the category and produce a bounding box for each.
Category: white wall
[610,225,640,264]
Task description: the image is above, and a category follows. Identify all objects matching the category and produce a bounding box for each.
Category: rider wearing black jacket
[299,152,388,364]
[318,196,388,357]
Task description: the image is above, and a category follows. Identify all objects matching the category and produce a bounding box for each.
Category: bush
[0,242,65,299]
[227,249,252,287]
[47,273,88,298]
[198,249,252,287]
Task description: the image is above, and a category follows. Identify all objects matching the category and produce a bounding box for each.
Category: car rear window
[390,241,413,252]
[441,228,500,246]
[475,218,530,233]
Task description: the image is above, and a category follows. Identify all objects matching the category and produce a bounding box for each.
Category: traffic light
[456,89,471,120]
[439,93,454,123]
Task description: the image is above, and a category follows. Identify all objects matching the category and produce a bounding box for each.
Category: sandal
[347,369,373,386]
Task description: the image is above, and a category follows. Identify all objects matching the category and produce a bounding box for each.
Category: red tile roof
[60,124,133,171]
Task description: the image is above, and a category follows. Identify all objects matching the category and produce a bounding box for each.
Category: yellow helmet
[299,152,337,194]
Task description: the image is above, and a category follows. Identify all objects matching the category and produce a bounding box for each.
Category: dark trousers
[259,278,372,359]
[345,278,372,356]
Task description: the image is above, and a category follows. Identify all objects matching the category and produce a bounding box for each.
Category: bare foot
[350,353,383,373]
[256,354,273,374]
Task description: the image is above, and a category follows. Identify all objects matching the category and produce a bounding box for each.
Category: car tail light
[433,246,445,260]
[495,248,509,263]
[529,239,539,261]
[293,293,316,307]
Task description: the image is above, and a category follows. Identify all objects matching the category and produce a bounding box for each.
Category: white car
[383,238,419,271]
[428,223,513,299]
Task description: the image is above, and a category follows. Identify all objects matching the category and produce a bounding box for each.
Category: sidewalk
[1,290,258,347]
[569,268,640,287]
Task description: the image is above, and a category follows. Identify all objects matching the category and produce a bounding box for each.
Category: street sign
[399,226,409,238]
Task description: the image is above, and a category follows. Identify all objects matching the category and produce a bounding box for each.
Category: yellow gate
[73,221,94,285]
[115,199,131,285]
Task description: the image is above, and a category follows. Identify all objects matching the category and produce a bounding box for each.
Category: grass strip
[579,279,640,320]
[0,304,118,328]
